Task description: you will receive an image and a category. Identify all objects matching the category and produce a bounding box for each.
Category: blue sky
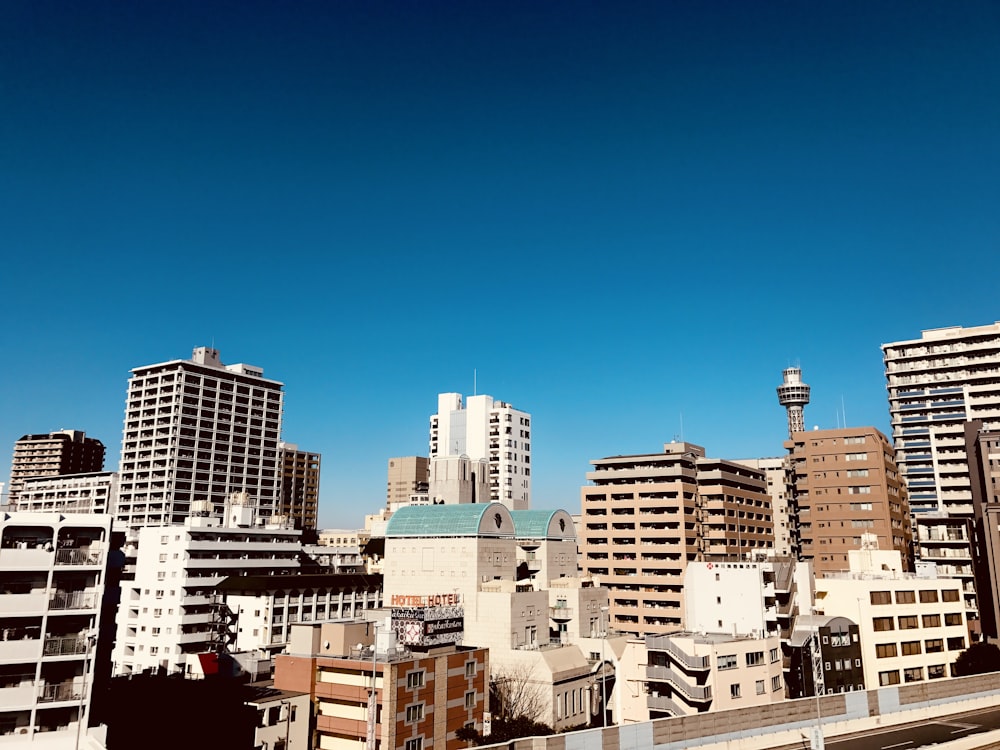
[2,1,998,528]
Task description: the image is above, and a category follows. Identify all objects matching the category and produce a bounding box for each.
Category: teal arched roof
[385,503,513,537]
[510,509,575,540]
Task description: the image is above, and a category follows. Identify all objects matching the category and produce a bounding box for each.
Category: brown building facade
[7,430,105,506]
[387,456,429,507]
[785,427,912,576]
[275,620,488,750]
[579,441,773,637]
[279,443,321,530]
[966,421,1000,640]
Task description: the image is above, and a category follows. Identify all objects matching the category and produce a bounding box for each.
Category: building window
[730,683,741,698]
[876,643,898,658]
[942,590,960,602]
[772,675,782,691]
[919,590,939,604]
[770,648,780,663]
[928,664,946,679]
[718,655,737,670]
[948,637,966,651]
[870,591,891,605]
[904,667,924,683]
[465,691,476,709]
[756,680,765,695]
[945,613,963,626]
[925,639,944,653]
[746,651,764,667]
[901,641,921,656]
[406,704,424,722]
[922,614,941,628]
[465,661,476,678]
[405,739,423,750]
[407,671,425,689]
[895,591,915,604]
[879,670,900,686]
[873,617,895,632]
[898,616,919,630]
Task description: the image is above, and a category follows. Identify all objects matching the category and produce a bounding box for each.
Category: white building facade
[883,322,1000,627]
[112,496,301,677]
[429,393,531,510]
[15,472,119,515]
[116,346,284,530]
[0,512,111,743]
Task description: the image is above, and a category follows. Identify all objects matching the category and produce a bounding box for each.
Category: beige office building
[278,442,321,530]
[386,456,429,507]
[785,427,912,577]
[579,441,773,637]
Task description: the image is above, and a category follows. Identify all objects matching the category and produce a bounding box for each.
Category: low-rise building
[813,536,968,688]
[15,472,119,515]
[787,615,865,697]
[275,618,489,750]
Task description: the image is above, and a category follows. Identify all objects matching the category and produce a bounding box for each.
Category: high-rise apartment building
[16,471,119,515]
[428,393,531,510]
[785,427,912,577]
[7,430,105,506]
[579,441,773,637]
[278,442,320,530]
[882,322,1000,629]
[386,456,429,507]
[0,512,112,742]
[733,457,797,557]
[965,421,1000,639]
[116,347,284,529]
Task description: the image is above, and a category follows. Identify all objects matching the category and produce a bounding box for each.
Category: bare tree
[490,662,548,724]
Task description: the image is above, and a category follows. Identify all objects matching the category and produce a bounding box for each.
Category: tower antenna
[777,366,810,438]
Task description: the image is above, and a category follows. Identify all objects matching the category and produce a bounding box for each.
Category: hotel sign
[389,593,461,607]
[391,604,464,646]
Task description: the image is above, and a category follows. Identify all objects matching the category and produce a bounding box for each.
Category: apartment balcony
[48,591,98,611]
[37,681,85,704]
[1,592,49,614]
[0,636,42,662]
[54,548,104,567]
[549,605,574,622]
[0,682,36,708]
[0,547,52,568]
[42,634,89,657]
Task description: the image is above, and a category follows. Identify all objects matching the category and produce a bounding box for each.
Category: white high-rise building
[116,347,284,530]
[883,322,1000,629]
[112,494,301,678]
[428,393,531,510]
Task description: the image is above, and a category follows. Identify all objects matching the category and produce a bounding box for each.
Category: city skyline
[2,2,998,528]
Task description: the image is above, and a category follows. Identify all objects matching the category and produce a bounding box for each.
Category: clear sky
[2,1,998,529]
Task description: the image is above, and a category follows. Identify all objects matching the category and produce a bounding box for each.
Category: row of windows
[870,589,960,605]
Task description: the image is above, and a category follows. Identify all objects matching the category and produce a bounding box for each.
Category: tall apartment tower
[579,441,773,637]
[882,322,1000,631]
[777,367,811,438]
[428,393,531,510]
[386,456,429,507]
[785,427,912,577]
[278,442,321,530]
[965,421,1000,640]
[116,347,284,529]
[7,430,105,506]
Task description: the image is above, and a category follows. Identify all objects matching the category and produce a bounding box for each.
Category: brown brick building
[785,427,912,576]
[275,619,488,750]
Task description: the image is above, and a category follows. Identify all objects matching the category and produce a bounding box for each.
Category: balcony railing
[38,682,84,703]
[55,548,104,566]
[43,635,88,656]
[49,591,97,610]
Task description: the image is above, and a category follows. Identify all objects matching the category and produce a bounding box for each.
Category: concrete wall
[477,671,1000,750]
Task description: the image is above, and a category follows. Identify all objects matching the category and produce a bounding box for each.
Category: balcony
[54,548,104,566]
[43,634,89,657]
[549,605,574,622]
[37,682,84,703]
[0,547,53,568]
[48,591,98,611]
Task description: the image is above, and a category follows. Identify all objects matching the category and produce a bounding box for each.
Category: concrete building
[579,441,773,637]
[644,631,784,717]
[7,431,105,507]
[812,538,968,688]
[0,512,112,743]
[427,455,490,508]
[278,443,321,530]
[776,367,811,438]
[247,682,312,750]
[882,322,1000,630]
[965,421,1000,639]
[381,504,614,730]
[219,572,384,657]
[387,456,430,508]
[112,494,301,678]
[429,393,531,510]
[785,427,912,577]
[733,457,797,557]
[15,472,119,515]
[116,346,284,530]
[787,615,864,698]
[275,618,489,750]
